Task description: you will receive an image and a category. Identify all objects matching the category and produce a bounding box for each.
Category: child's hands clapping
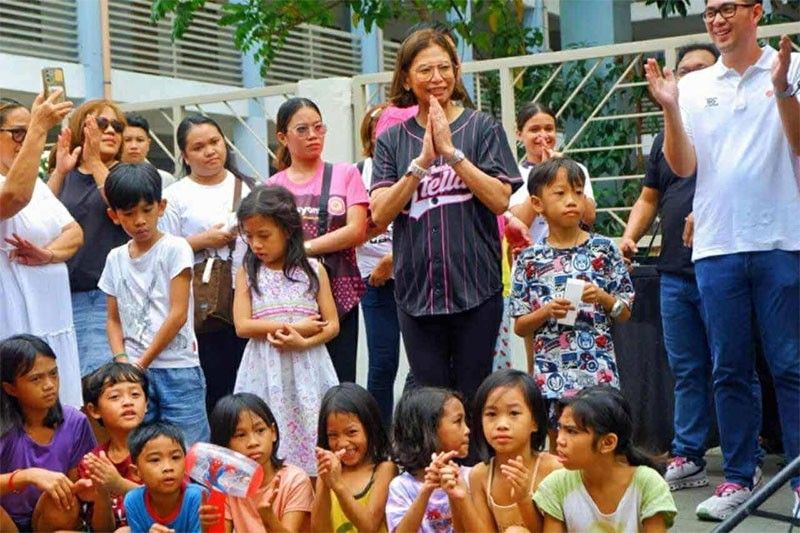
[439,461,468,500]
[422,451,458,493]
[315,447,346,491]
[256,473,282,518]
[82,450,125,493]
[500,455,534,504]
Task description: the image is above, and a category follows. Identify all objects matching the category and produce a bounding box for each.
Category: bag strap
[317,162,333,237]
[227,177,244,254]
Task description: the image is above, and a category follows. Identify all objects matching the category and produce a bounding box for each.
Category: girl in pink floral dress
[232,185,339,475]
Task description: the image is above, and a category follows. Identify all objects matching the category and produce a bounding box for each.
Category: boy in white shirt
[99,162,209,445]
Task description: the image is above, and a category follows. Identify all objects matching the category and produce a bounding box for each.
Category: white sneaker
[696,482,752,521]
[752,465,762,488]
[664,456,709,491]
[793,487,800,522]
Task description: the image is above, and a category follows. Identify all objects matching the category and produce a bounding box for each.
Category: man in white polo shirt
[645,0,799,522]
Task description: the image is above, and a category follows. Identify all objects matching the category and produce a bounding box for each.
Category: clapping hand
[499,455,534,504]
[54,128,81,177]
[315,447,346,490]
[772,35,794,92]
[644,58,679,109]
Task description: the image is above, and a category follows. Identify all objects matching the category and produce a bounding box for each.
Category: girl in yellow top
[311,383,396,532]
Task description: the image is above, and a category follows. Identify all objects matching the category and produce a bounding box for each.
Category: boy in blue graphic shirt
[510,157,634,451]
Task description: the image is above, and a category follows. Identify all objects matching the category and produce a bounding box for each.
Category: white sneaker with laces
[696,482,752,521]
[664,456,709,491]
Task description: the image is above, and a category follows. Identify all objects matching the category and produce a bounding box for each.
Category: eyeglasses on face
[291,123,327,138]
[0,127,27,143]
[96,116,125,134]
[413,62,455,81]
[702,2,756,22]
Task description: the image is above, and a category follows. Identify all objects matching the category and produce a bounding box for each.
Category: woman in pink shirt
[267,98,369,383]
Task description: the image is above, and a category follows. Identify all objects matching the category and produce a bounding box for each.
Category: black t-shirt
[58,169,127,292]
[642,132,696,277]
[371,108,522,316]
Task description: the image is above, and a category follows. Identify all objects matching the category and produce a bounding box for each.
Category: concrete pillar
[560,0,632,48]
[76,0,103,99]
[233,48,270,181]
[297,77,354,164]
[447,1,475,101]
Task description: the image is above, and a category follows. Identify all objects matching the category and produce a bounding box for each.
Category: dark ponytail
[562,386,656,469]
[176,115,255,189]
[274,97,322,171]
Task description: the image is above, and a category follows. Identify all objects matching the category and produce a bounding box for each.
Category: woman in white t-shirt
[160,115,254,413]
[0,95,84,407]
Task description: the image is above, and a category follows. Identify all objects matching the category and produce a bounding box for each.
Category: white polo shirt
[678,46,800,262]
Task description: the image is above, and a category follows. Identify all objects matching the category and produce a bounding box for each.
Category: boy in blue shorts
[510,157,635,451]
[99,163,209,445]
[123,422,202,533]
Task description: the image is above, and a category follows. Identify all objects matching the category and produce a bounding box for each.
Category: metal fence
[119,22,799,240]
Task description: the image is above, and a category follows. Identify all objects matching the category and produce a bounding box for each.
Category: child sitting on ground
[100,162,209,445]
[77,362,148,531]
[123,422,202,533]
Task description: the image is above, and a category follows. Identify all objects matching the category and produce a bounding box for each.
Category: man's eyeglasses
[414,63,455,81]
[0,127,27,143]
[292,123,327,138]
[702,2,756,22]
[96,116,125,133]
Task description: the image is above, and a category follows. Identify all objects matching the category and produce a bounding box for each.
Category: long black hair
[275,97,322,171]
[210,393,284,470]
[561,386,656,469]
[391,387,463,473]
[236,184,319,295]
[175,115,255,188]
[0,334,64,437]
[317,383,390,465]
[472,369,548,463]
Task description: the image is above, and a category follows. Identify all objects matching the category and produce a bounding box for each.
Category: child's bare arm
[468,465,499,532]
[232,267,289,338]
[310,475,333,532]
[137,268,191,368]
[641,513,668,533]
[297,265,340,348]
[542,513,567,533]
[513,300,572,337]
[329,461,396,532]
[106,295,125,355]
[393,484,436,533]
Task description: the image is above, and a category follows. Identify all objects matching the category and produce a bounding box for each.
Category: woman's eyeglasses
[96,116,125,133]
[0,127,27,143]
[414,63,455,81]
[292,123,327,138]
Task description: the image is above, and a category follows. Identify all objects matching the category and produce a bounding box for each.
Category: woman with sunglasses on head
[266,97,369,384]
[46,99,129,379]
[370,29,522,450]
[160,115,255,414]
[0,93,85,407]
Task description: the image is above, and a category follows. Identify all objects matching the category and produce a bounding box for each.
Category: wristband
[8,469,21,493]
[113,352,128,361]
[775,81,799,99]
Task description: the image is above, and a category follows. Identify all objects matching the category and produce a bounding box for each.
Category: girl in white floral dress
[232,184,340,475]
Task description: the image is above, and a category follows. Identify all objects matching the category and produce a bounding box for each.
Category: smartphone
[41,67,66,103]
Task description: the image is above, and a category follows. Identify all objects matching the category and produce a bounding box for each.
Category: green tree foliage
[151,0,542,76]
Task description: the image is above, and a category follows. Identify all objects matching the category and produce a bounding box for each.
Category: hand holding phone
[42,67,67,104]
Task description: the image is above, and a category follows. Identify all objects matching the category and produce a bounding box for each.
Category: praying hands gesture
[644,58,679,110]
[416,96,455,169]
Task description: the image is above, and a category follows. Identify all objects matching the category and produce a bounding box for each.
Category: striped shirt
[371,108,522,316]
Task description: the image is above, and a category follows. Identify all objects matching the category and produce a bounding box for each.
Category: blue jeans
[362,280,401,430]
[72,289,111,376]
[695,250,800,489]
[143,366,210,447]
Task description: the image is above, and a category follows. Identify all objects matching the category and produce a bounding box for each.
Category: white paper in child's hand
[557,278,585,327]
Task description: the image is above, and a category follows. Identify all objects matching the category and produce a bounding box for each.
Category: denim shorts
[143,366,210,446]
[72,289,112,376]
